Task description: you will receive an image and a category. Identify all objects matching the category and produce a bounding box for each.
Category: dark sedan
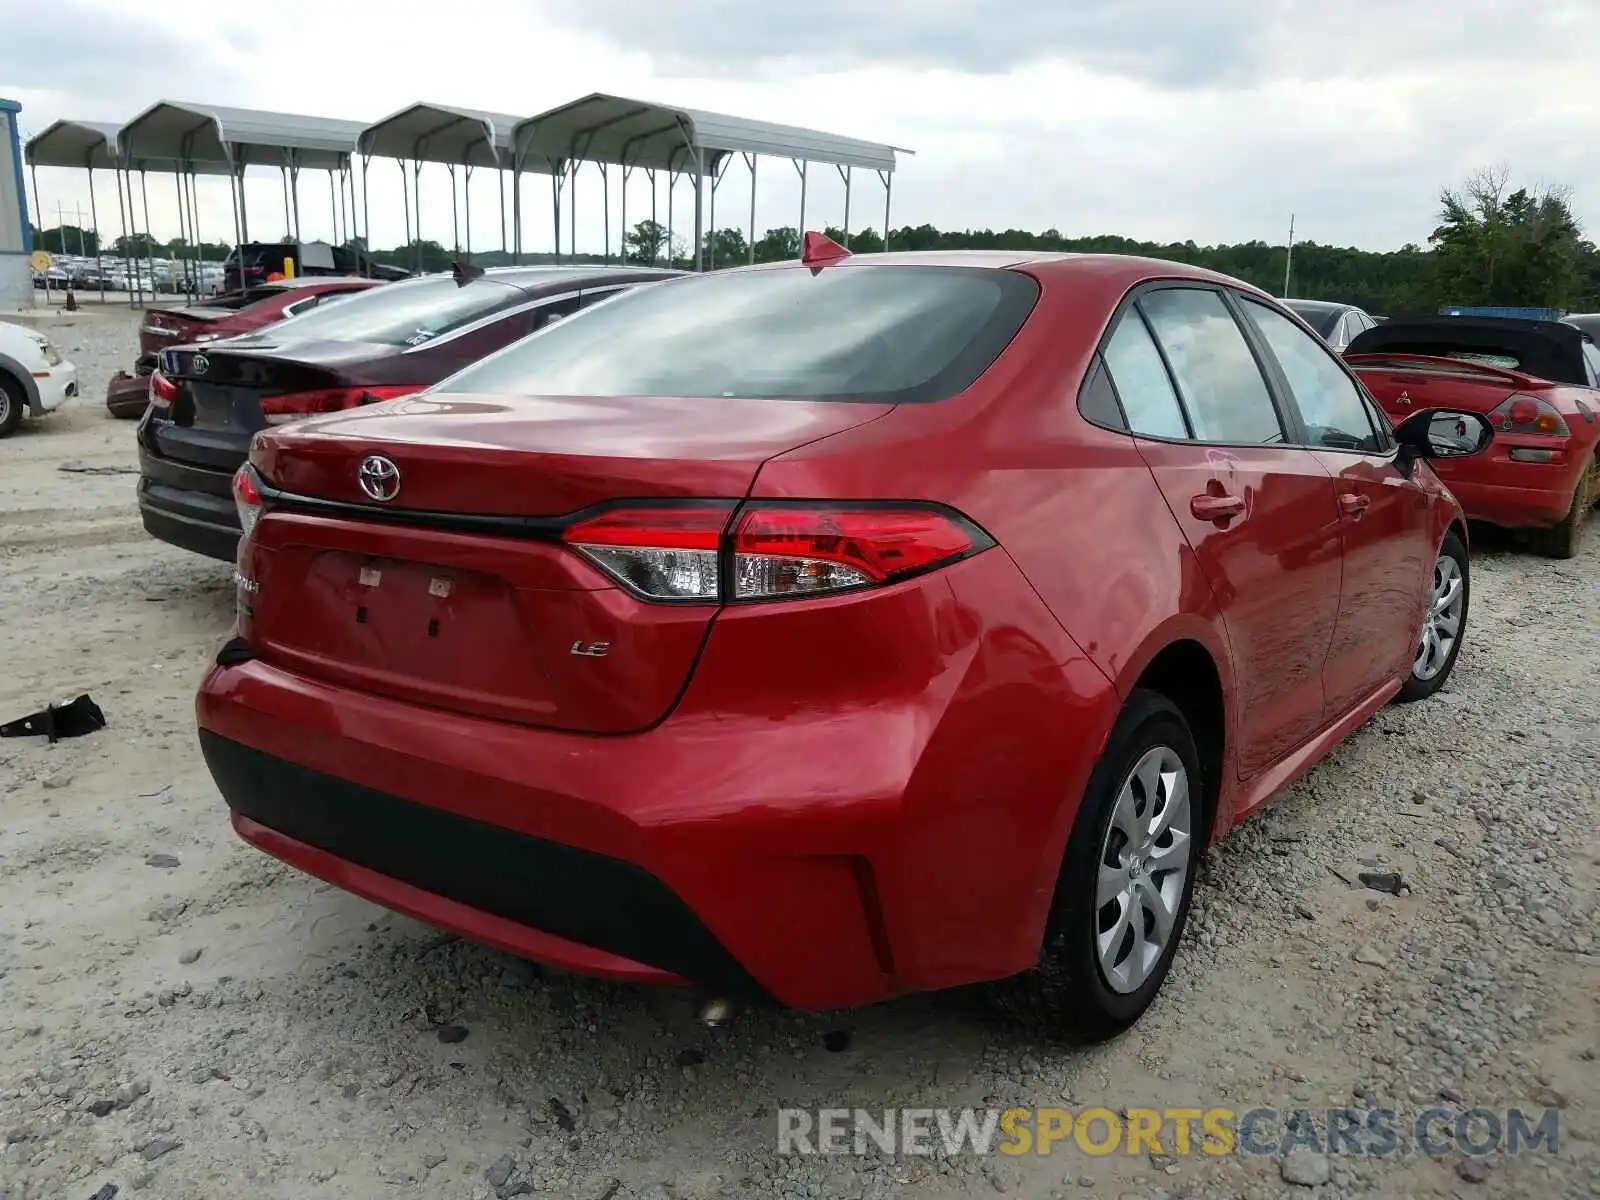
[1282,298,1379,350]
[137,265,680,561]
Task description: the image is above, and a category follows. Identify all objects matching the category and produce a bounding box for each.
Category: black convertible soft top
[1345,315,1590,385]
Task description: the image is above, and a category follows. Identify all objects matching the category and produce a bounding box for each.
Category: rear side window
[262,276,525,347]
[1101,314,1189,439]
[439,266,1039,402]
[1242,297,1385,453]
[1140,288,1285,445]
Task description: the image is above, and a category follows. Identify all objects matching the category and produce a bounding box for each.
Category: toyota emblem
[190,353,210,375]
[357,455,401,502]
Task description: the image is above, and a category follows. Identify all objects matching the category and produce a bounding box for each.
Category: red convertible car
[197,239,1491,1040]
[1346,316,1600,557]
[106,277,383,417]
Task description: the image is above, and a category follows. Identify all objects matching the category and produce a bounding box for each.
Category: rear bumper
[207,733,760,996]
[1435,445,1590,527]
[136,414,242,561]
[195,552,1118,1009]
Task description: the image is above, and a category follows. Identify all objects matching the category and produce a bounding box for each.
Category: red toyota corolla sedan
[196,239,1493,1040]
[1346,316,1600,557]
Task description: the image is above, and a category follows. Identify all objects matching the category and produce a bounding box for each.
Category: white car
[0,321,78,438]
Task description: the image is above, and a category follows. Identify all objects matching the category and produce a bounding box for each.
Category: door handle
[1190,492,1245,522]
[1339,492,1371,518]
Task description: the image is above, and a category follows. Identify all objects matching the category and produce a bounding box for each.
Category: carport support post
[792,159,808,255]
[601,163,610,264]
[279,167,291,241]
[666,170,677,267]
[447,163,460,254]
[745,153,757,264]
[360,156,374,275]
[410,159,423,272]
[235,163,250,243]
[113,169,135,306]
[186,169,205,298]
[27,162,42,262]
[497,167,508,257]
[692,146,705,272]
[838,165,852,249]
[139,171,156,305]
[569,162,578,264]
[647,168,657,265]
[227,162,244,270]
[620,164,631,263]
[327,171,338,244]
[397,161,411,267]
[289,163,302,243]
[464,163,474,255]
[878,168,892,252]
[172,171,191,300]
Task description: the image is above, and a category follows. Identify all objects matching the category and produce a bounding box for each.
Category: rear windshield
[260,275,525,347]
[1285,303,1341,337]
[440,265,1039,402]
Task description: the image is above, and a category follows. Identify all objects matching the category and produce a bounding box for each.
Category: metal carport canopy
[510,92,905,269]
[357,102,563,258]
[24,119,126,170]
[510,92,899,173]
[117,100,370,264]
[118,100,367,170]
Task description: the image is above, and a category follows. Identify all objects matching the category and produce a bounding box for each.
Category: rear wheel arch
[1129,639,1226,849]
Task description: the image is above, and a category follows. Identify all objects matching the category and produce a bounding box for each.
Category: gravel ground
[0,306,1596,1200]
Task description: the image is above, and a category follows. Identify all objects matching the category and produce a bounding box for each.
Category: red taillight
[562,505,732,601]
[561,502,988,603]
[732,506,978,597]
[232,465,263,540]
[260,384,422,425]
[1490,393,1568,436]
[149,369,178,406]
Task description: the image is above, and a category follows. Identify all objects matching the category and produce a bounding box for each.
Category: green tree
[702,227,749,268]
[1428,167,1587,308]
[624,219,669,265]
[753,226,799,262]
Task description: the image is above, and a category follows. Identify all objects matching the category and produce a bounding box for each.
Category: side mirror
[1394,408,1494,461]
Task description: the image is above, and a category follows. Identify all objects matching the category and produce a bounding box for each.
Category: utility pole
[1283,213,1295,298]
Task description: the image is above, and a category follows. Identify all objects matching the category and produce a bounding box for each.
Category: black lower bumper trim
[198,731,768,1001]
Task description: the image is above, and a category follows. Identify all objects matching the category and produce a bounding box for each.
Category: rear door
[1111,286,1345,782]
[1239,296,1434,715]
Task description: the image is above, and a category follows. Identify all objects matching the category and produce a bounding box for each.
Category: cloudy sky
[7,0,1598,257]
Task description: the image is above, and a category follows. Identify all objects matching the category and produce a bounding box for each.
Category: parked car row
[93,243,1597,1042]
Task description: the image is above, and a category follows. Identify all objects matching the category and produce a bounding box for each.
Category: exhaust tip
[697,998,738,1028]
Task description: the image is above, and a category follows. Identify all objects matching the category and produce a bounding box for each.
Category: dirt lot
[1,307,1596,1200]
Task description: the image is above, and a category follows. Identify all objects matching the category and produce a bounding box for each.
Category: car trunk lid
[240,392,893,732]
[1346,353,1531,421]
[154,340,405,471]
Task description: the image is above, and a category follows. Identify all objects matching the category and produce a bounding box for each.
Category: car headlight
[191,332,220,343]
[43,341,62,366]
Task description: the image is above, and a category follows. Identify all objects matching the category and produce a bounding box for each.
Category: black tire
[1527,459,1594,560]
[0,374,24,438]
[1397,528,1469,703]
[990,689,1202,1042]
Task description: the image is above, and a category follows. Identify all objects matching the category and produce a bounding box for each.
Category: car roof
[401,265,683,291]
[266,276,378,291]
[1282,298,1349,313]
[737,249,1263,293]
[1347,315,1590,385]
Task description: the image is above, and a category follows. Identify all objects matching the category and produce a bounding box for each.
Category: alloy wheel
[1414,553,1464,681]
[1094,745,1193,994]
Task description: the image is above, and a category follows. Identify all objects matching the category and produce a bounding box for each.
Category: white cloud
[12,0,1600,262]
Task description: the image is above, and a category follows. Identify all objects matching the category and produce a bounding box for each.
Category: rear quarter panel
[751,265,1240,973]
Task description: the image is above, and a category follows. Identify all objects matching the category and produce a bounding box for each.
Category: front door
[1236,296,1436,715]
[1105,287,1346,781]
